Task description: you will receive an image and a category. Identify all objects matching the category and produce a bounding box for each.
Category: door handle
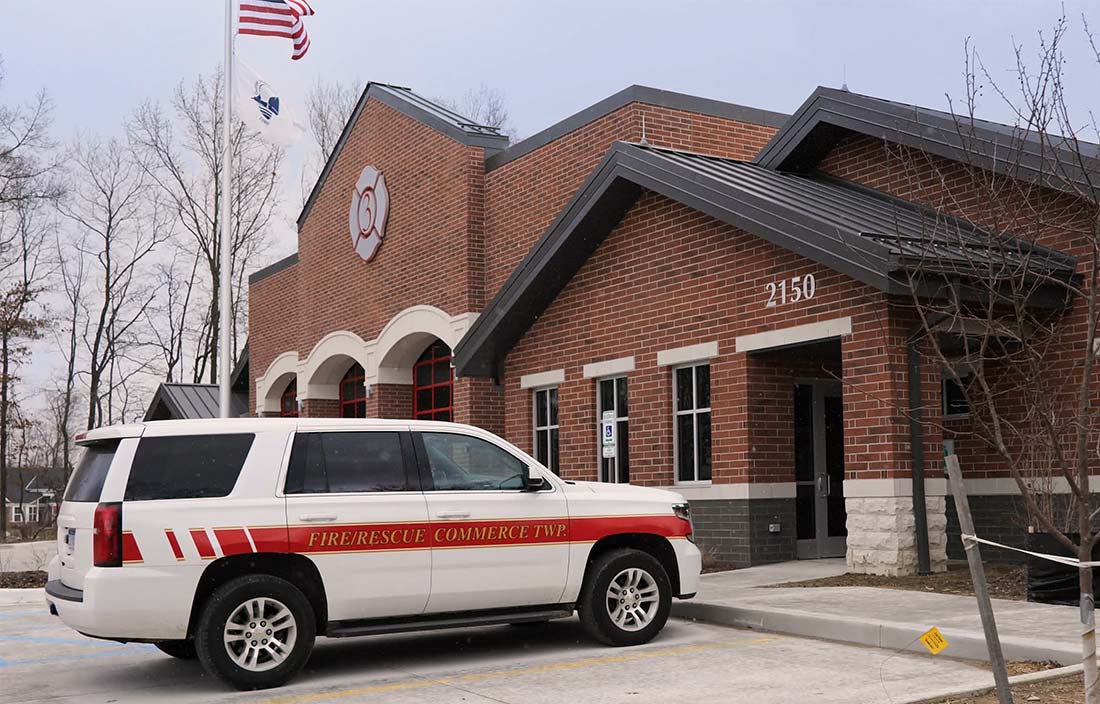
[435,510,471,520]
[298,513,338,523]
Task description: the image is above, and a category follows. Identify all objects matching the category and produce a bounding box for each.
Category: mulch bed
[770,564,1027,601]
[921,672,1082,703]
[0,571,47,588]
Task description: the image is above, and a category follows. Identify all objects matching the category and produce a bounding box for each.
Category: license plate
[65,528,76,554]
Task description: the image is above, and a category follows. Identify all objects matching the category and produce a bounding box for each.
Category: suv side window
[285,432,408,494]
[125,434,255,501]
[420,432,526,491]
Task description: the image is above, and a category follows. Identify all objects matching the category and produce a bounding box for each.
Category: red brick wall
[501,192,902,486]
[483,103,779,302]
[249,263,300,409]
[819,133,1095,481]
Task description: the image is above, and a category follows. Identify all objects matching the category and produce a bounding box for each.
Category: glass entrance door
[794,381,847,559]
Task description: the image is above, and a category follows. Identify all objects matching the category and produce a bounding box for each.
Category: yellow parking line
[258,636,775,704]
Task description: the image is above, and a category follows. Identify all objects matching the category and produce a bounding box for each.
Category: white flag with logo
[235,60,304,146]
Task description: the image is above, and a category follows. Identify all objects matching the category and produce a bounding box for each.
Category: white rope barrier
[961,533,1100,568]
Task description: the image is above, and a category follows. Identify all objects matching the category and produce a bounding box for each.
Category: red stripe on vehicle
[249,526,291,552]
[121,531,143,564]
[213,528,253,556]
[190,529,216,559]
[278,515,687,555]
[164,529,184,560]
[570,515,690,542]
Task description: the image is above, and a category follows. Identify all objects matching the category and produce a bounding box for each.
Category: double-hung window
[674,363,712,482]
[533,387,560,475]
[598,377,629,483]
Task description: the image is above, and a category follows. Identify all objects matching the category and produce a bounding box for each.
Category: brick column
[453,377,504,435]
[300,399,339,418]
[842,306,947,576]
[367,384,413,419]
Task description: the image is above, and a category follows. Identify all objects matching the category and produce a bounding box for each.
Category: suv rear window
[124,434,255,501]
[64,440,121,502]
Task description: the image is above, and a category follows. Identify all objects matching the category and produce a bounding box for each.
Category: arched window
[280,379,299,417]
[340,362,367,418]
[413,340,453,421]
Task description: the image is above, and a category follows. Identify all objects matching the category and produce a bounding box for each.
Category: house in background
[143,346,251,421]
[4,471,59,527]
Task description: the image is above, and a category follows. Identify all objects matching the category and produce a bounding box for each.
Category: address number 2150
[765,274,816,308]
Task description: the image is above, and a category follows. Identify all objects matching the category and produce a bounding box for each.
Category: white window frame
[673,362,712,485]
[26,503,39,524]
[11,505,23,523]
[596,376,630,483]
[532,387,560,475]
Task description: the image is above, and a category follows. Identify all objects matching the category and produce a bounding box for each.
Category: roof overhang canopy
[754,86,1100,199]
[454,142,1077,378]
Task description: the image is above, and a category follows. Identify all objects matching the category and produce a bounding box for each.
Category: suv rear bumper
[45,580,83,602]
[45,563,202,640]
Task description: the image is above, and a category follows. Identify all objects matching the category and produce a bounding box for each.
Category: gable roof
[143,383,248,421]
[298,83,511,228]
[755,86,1100,197]
[485,84,789,172]
[453,142,1077,378]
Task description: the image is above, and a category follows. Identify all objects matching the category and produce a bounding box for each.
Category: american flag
[239,0,315,60]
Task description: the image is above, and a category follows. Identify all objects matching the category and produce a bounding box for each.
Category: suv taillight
[93,502,122,567]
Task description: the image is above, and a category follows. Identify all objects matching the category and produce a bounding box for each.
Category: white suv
[46,418,701,690]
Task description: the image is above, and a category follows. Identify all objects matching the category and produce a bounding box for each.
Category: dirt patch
[770,564,1026,601]
[0,571,47,588]
[920,672,1082,703]
[1002,661,1063,676]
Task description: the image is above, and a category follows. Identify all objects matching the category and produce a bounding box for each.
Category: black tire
[154,639,197,659]
[577,548,671,647]
[194,575,316,691]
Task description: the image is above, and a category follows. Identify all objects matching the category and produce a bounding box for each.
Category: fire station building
[248,83,1086,575]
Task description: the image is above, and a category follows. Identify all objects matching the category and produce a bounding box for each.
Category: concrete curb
[900,663,1083,704]
[0,588,44,606]
[672,600,1078,665]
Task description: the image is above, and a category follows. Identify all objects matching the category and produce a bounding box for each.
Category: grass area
[770,564,1026,601]
[0,570,46,588]
[921,672,1082,703]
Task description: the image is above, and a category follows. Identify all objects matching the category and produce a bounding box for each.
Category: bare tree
[54,230,86,480]
[0,57,62,216]
[867,16,1100,702]
[306,77,362,166]
[0,202,50,539]
[58,136,169,430]
[129,68,281,384]
[435,84,516,140]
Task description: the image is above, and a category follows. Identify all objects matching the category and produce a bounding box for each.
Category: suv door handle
[435,510,471,520]
[298,513,338,523]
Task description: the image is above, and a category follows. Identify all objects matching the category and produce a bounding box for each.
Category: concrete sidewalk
[673,559,1084,665]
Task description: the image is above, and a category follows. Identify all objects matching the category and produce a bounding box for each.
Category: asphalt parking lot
[1,598,999,704]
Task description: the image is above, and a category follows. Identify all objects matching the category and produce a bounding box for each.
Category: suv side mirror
[524,466,547,492]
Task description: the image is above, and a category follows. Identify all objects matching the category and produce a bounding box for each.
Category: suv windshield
[63,440,120,502]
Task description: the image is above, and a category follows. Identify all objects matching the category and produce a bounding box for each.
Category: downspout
[907,335,931,576]
[907,314,946,576]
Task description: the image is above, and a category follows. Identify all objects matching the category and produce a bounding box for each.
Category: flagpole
[218,0,234,418]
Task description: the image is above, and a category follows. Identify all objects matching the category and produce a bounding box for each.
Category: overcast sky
[6,0,1098,253]
[3,0,1098,404]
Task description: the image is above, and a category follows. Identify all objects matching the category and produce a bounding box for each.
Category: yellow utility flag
[919,627,949,655]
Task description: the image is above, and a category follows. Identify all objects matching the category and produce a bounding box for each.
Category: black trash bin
[1026,532,1100,606]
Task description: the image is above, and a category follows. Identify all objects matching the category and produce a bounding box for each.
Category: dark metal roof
[298,83,511,229]
[755,86,1100,197]
[143,383,248,421]
[454,142,1077,378]
[485,84,789,172]
[249,253,297,285]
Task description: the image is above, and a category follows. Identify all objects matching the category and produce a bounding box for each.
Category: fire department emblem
[349,166,389,262]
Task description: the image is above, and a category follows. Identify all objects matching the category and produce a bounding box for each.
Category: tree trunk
[0,331,9,539]
[1081,560,1100,703]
